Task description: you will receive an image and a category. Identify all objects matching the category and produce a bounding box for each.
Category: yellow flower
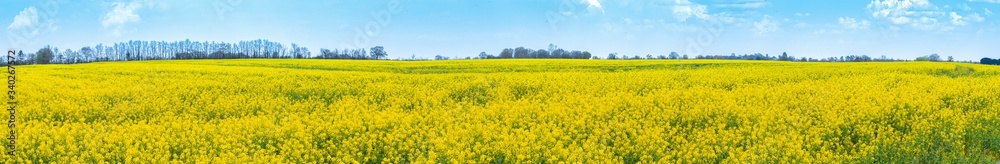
[7,59,1000,163]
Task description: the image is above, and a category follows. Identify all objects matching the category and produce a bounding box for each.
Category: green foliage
[35,46,54,64]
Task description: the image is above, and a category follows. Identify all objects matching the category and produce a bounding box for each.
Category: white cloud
[102,2,141,27]
[912,16,940,31]
[102,1,143,37]
[950,12,967,26]
[969,0,1000,4]
[753,15,780,34]
[868,0,942,26]
[967,13,985,22]
[713,1,767,9]
[986,8,993,15]
[839,17,871,30]
[672,0,735,23]
[866,0,986,31]
[8,7,38,30]
[673,0,709,22]
[886,16,911,24]
[795,13,811,17]
[585,0,605,14]
[950,12,985,26]
[7,6,58,38]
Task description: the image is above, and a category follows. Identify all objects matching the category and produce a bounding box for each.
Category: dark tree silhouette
[35,46,54,64]
[982,58,999,65]
[369,46,388,59]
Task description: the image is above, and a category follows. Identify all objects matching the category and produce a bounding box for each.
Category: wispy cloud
[672,0,735,23]
[585,0,605,14]
[673,0,709,22]
[839,17,871,30]
[752,15,780,34]
[950,12,985,26]
[969,0,1000,4]
[713,0,768,9]
[102,1,143,37]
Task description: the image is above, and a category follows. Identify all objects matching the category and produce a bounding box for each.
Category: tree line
[982,58,1000,65]
[600,51,911,62]
[9,39,305,65]
[4,39,392,65]
[598,51,999,64]
[316,47,387,60]
[475,44,593,59]
[4,40,997,65]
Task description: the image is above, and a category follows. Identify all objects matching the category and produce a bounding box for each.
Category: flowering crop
[2,59,999,163]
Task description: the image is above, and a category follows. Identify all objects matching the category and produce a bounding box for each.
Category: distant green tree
[36,46,55,64]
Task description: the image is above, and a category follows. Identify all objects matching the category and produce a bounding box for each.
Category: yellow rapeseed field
[3,59,999,163]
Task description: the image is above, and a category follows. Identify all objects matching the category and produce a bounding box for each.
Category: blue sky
[2,0,999,60]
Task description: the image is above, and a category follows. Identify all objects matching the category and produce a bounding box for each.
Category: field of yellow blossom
[3,59,999,163]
